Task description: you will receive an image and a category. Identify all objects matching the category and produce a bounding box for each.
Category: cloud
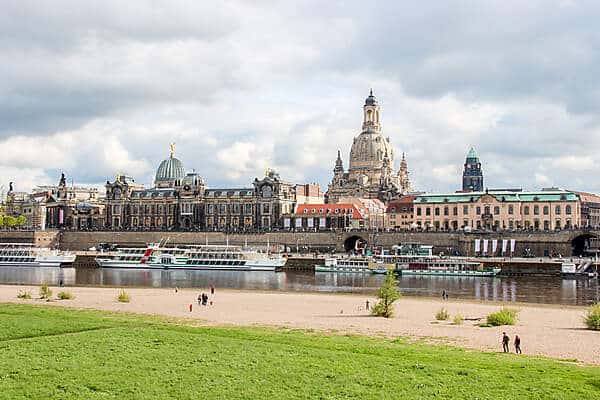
[2,1,600,196]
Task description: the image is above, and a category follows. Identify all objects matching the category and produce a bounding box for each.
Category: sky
[2,0,600,196]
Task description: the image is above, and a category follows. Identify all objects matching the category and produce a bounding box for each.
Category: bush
[453,314,464,325]
[486,308,519,326]
[57,291,75,300]
[584,303,600,331]
[371,271,401,318]
[117,289,130,303]
[435,308,450,321]
[39,283,52,300]
[17,290,32,299]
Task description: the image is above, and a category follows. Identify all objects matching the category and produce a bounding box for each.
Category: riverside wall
[0,229,595,257]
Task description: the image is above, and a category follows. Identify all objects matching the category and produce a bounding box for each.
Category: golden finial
[265,167,270,177]
[170,142,175,157]
[115,172,121,182]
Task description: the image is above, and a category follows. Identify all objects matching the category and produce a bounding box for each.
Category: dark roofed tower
[462,147,483,192]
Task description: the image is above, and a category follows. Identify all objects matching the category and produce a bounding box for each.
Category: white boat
[395,257,500,277]
[315,256,393,274]
[0,243,76,267]
[95,244,286,271]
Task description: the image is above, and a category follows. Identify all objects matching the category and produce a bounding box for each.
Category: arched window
[566,205,572,215]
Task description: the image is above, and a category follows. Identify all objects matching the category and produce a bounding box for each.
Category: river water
[1,266,598,306]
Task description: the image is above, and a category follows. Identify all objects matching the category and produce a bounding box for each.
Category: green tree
[15,215,27,226]
[0,215,4,227]
[3,215,17,227]
[371,270,401,318]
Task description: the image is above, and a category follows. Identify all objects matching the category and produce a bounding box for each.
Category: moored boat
[95,244,286,271]
[0,243,76,268]
[315,256,394,274]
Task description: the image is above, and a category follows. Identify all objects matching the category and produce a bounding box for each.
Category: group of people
[197,284,216,306]
[502,332,522,354]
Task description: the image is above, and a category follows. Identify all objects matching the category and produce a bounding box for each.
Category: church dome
[349,130,394,170]
[155,156,186,183]
[466,147,479,160]
[365,90,378,106]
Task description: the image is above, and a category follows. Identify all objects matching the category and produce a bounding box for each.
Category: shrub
[17,290,32,299]
[435,308,450,321]
[57,291,75,300]
[117,289,130,303]
[453,313,464,325]
[584,303,600,331]
[371,271,401,318]
[39,283,52,300]
[486,308,519,326]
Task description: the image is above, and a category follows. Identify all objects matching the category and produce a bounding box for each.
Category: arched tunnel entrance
[344,235,367,253]
[571,234,596,256]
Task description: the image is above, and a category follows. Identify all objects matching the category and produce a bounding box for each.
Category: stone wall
[1,229,594,257]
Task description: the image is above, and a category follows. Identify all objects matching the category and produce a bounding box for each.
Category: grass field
[0,303,599,399]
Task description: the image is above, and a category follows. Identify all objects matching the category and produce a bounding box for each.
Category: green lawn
[0,304,599,399]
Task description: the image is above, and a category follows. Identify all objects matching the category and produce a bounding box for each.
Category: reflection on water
[1,266,598,306]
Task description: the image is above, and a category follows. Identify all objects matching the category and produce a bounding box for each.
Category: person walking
[442,290,446,300]
[366,300,370,310]
[514,335,522,354]
[502,332,510,353]
[210,284,215,296]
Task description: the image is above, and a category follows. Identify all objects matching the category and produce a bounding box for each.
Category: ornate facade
[327,91,412,203]
[104,147,315,231]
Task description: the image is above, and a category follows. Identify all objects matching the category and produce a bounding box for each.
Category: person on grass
[514,335,522,354]
[502,332,510,353]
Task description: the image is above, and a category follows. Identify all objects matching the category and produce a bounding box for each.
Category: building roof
[466,147,478,159]
[415,190,578,204]
[570,190,600,204]
[205,188,254,197]
[386,195,418,212]
[295,204,364,219]
[155,156,186,183]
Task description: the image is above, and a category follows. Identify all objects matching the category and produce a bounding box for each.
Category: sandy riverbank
[2,284,599,365]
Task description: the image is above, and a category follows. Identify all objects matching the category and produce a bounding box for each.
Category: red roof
[295,204,364,219]
[386,195,417,212]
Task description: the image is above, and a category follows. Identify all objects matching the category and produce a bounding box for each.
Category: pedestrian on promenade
[189,303,193,312]
[366,300,370,310]
[197,293,202,305]
[514,335,522,354]
[502,332,510,353]
[210,284,215,296]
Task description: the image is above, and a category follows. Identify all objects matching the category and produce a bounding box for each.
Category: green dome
[466,147,478,159]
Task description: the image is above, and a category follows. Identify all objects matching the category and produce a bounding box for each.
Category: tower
[398,152,412,193]
[462,147,483,192]
[362,89,380,132]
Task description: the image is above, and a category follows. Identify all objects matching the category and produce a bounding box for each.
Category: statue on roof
[59,173,66,187]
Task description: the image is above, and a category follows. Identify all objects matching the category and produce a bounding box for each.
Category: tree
[371,270,401,318]
[3,215,17,228]
[0,215,4,227]
[15,215,27,227]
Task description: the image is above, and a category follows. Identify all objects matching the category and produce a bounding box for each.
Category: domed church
[327,91,412,203]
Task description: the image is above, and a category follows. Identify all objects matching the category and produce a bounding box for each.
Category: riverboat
[561,262,598,279]
[95,244,286,271]
[0,243,76,267]
[315,257,392,274]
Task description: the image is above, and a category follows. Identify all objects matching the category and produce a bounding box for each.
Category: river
[0,266,598,306]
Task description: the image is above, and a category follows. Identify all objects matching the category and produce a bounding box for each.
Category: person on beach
[366,300,370,310]
[502,332,510,353]
[514,335,522,354]
[197,293,202,305]
[442,290,447,300]
[210,284,215,296]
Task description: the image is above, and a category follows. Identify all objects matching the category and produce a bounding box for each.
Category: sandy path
[2,284,599,365]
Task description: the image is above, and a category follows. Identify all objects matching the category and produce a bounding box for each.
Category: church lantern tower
[462,147,484,192]
[362,89,380,132]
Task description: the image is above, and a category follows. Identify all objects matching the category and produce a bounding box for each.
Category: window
[556,220,561,229]
[113,205,120,214]
[534,205,539,215]
[311,208,316,213]
[524,206,530,215]
[494,206,500,215]
[544,220,550,230]
[566,205,572,215]
[303,209,308,214]
[555,205,561,215]
[334,208,339,214]
[476,206,481,215]
[319,208,323,213]
[219,204,227,214]
[157,205,163,214]
[232,204,240,214]
[463,205,468,215]
[244,203,253,215]
[435,207,440,216]
[453,207,458,216]
[484,206,490,215]
[262,203,270,214]
[425,208,431,216]
[509,220,514,229]
[417,208,422,216]
[443,207,449,216]
[508,205,514,215]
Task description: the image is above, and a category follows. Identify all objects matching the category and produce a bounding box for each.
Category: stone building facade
[327,91,412,203]
[385,195,417,230]
[104,148,316,231]
[413,190,580,231]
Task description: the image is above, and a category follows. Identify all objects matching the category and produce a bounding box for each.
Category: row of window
[416,204,573,217]
[113,202,273,216]
[302,208,354,215]
[417,219,573,230]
